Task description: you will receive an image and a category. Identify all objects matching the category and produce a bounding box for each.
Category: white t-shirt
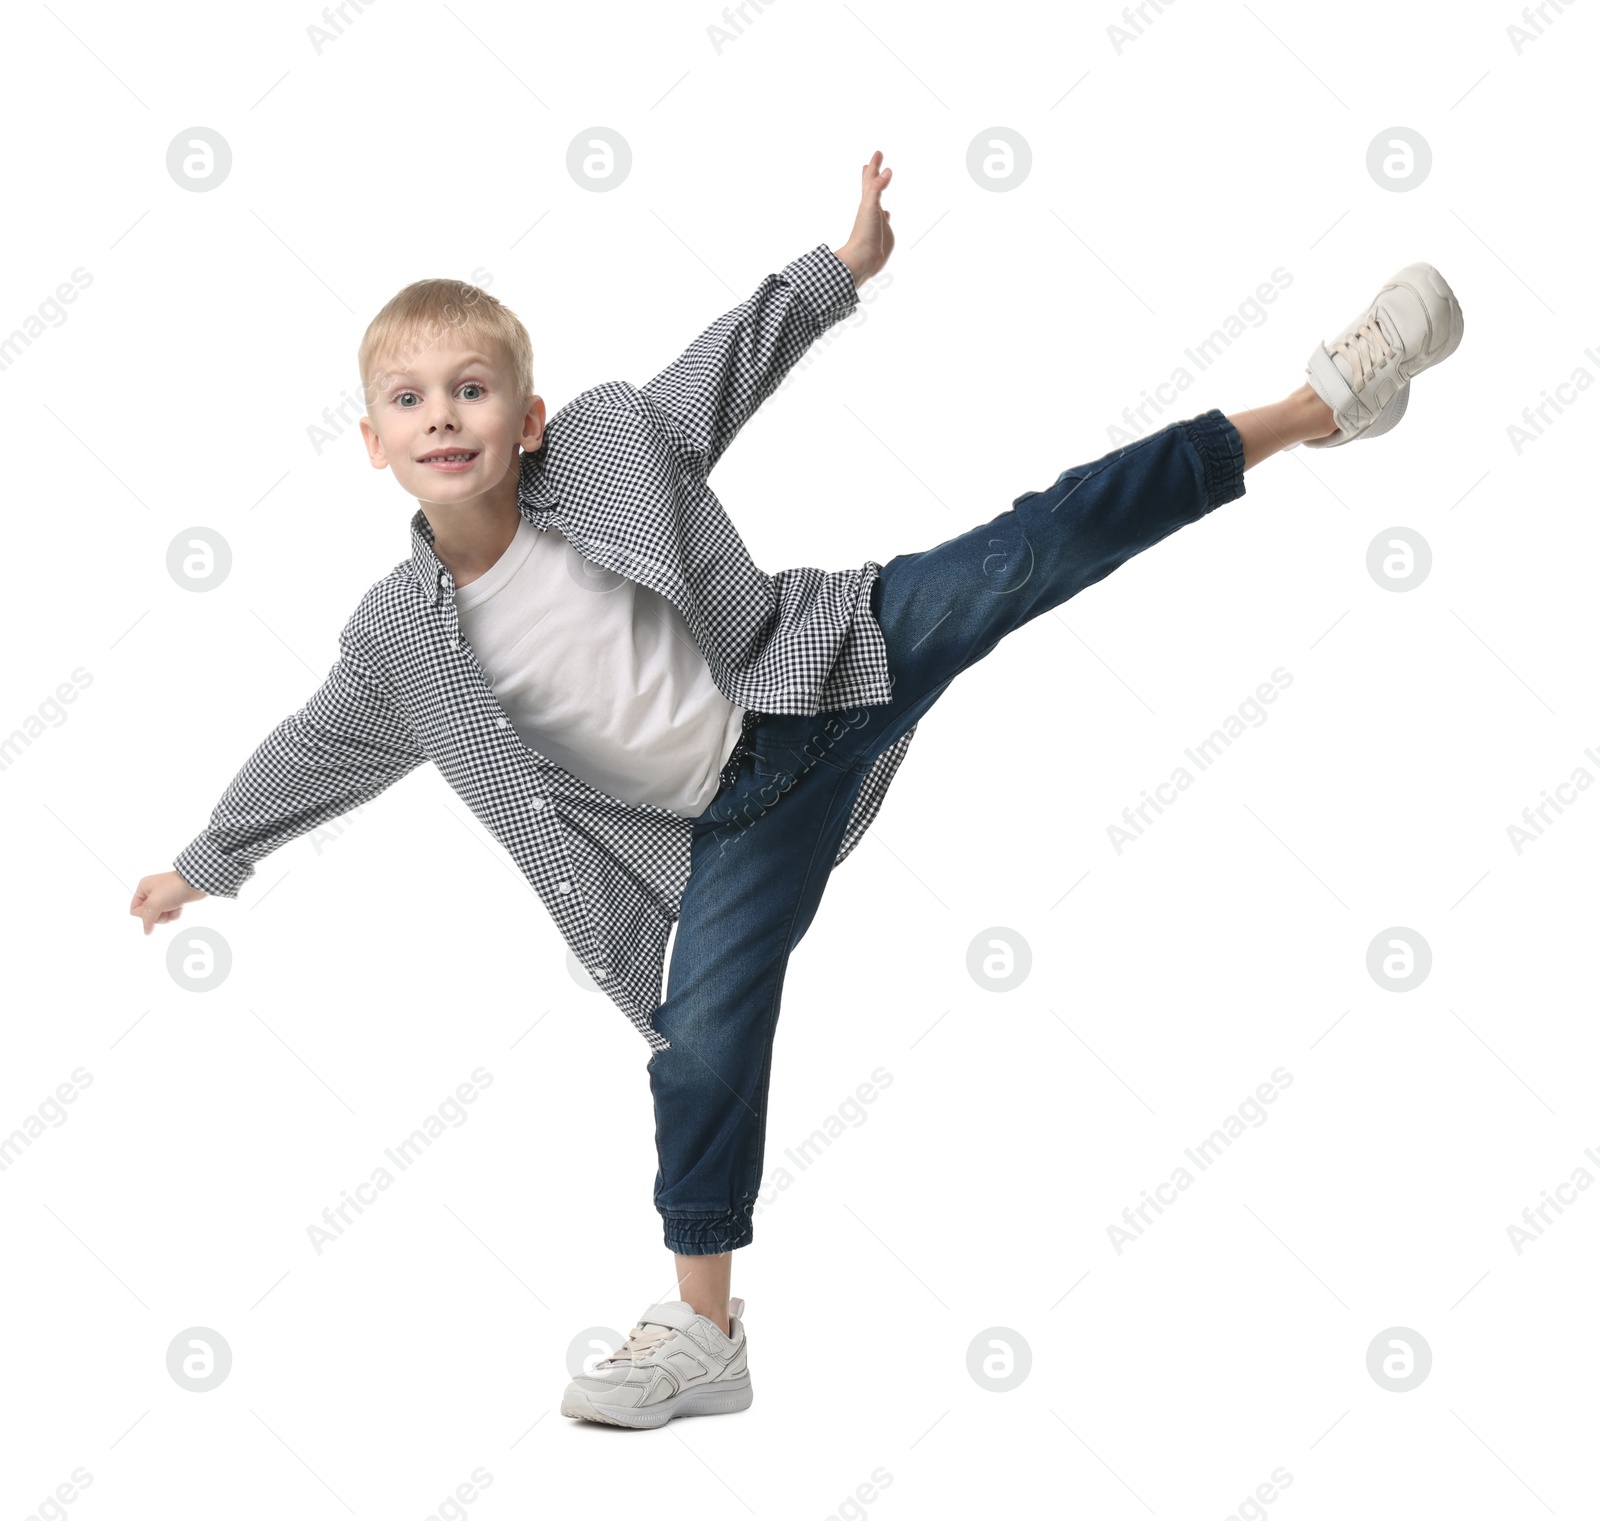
[452,516,746,818]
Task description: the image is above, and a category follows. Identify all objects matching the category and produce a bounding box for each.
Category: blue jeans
[647,409,1248,1254]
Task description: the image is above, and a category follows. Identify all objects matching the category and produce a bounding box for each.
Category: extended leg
[1230,381,1338,469]
[746,407,1255,782]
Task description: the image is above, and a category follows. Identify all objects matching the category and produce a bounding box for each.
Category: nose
[424,394,462,431]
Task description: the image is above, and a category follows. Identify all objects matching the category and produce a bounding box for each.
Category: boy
[131,151,1464,1429]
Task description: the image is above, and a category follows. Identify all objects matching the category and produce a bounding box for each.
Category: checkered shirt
[173,244,918,1052]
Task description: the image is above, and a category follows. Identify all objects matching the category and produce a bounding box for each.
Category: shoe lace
[1332,316,1397,394]
[595,1322,676,1366]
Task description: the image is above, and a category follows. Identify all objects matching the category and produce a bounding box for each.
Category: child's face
[359,338,544,507]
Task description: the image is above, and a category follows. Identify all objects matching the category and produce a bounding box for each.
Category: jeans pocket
[751,713,869,779]
[749,735,813,784]
[741,754,802,818]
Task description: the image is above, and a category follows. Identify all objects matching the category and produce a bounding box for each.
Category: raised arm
[166,630,426,900]
[641,151,895,479]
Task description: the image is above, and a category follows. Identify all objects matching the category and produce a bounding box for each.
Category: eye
[394,390,420,408]
[459,382,485,400]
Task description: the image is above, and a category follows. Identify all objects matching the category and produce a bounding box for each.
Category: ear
[359,415,389,470]
[521,394,547,453]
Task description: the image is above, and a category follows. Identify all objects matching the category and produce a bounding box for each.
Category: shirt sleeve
[640,242,860,479]
[172,630,427,897]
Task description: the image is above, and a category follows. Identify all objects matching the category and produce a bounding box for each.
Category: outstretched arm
[168,631,427,899]
[641,151,895,478]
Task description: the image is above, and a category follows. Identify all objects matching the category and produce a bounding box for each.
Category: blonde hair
[358,276,533,412]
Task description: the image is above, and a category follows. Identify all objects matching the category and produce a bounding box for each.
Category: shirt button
[556,881,571,893]
[594,969,608,981]
[530,796,545,810]
[497,717,508,728]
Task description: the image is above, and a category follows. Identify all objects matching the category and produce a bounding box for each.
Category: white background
[2,1,1595,1516]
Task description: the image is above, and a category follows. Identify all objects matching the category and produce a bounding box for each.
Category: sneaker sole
[560,1374,754,1429]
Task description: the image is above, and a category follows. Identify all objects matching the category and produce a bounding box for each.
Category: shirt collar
[409,447,557,607]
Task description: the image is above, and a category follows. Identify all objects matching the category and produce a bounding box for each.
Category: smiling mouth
[418,451,480,468]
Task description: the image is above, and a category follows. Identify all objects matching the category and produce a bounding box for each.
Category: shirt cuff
[173,834,254,898]
[782,243,861,329]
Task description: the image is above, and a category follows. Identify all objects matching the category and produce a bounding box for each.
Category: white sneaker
[560,1298,752,1429]
[1303,262,1465,447]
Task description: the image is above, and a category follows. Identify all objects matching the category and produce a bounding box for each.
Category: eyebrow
[380,355,498,386]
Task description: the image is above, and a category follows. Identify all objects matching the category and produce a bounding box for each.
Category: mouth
[416,449,480,472]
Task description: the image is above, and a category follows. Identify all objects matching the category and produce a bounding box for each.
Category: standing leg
[648,736,869,1328]
[673,1249,732,1335]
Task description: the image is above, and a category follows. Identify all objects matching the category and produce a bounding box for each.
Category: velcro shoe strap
[1308,343,1360,412]
[639,1301,701,1332]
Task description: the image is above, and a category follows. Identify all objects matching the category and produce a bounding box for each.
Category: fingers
[130,890,180,934]
[861,151,890,199]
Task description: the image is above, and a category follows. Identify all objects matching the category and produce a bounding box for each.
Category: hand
[130,870,209,936]
[833,150,894,288]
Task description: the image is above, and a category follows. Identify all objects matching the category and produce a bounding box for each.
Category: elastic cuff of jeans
[1183,408,1247,513]
[661,1206,753,1255]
